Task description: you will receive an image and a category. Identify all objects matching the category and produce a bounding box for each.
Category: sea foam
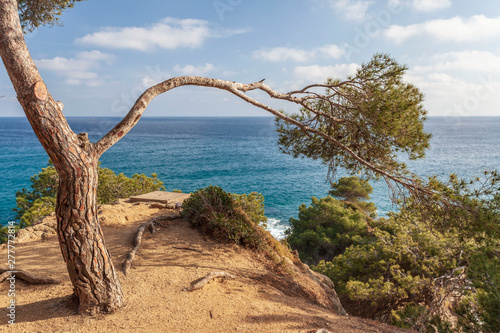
[266,218,289,240]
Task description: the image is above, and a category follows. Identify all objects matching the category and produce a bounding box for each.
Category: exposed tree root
[0,268,59,284]
[172,246,205,253]
[184,271,237,292]
[155,214,181,222]
[122,214,181,276]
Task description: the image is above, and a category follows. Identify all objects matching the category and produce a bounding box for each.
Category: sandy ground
[0,200,415,333]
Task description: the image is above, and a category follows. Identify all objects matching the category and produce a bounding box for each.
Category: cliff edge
[0,197,414,332]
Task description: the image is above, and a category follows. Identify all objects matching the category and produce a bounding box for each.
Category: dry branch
[122,220,156,275]
[184,271,237,292]
[95,75,432,203]
[0,268,59,284]
[122,214,182,275]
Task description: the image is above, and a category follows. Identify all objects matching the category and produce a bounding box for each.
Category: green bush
[329,176,372,202]
[14,161,58,226]
[19,196,56,227]
[457,245,500,332]
[233,192,267,228]
[286,175,500,332]
[313,212,460,323]
[285,196,371,265]
[3,161,165,242]
[0,223,20,244]
[330,176,377,217]
[181,186,266,248]
[96,168,165,205]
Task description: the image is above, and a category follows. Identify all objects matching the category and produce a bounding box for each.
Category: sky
[1,0,500,117]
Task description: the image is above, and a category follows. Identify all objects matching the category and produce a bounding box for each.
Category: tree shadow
[245,313,334,331]
[0,294,78,324]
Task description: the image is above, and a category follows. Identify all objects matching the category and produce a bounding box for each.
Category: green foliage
[12,160,165,228]
[276,54,431,181]
[96,169,165,205]
[424,170,500,242]
[287,174,500,332]
[13,161,58,224]
[0,223,20,244]
[313,212,460,323]
[181,186,266,248]
[329,176,377,217]
[390,304,454,332]
[285,196,370,265]
[329,176,372,202]
[460,245,500,332]
[19,196,56,227]
[233,192,268,228]
[17,0,85,32]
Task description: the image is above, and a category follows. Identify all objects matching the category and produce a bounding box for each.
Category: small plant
[181,186,266,248]
[1,161,166,243]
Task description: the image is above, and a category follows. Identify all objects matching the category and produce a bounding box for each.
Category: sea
[1,116,499,238]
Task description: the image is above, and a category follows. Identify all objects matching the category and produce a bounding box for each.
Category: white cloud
[36,50,113,86]
[406,71,500,117]
[253,44,344,62]
[385,15,500,43]
[331,0,374,21]
[77,17,247,51]
[413,51,500,73]
[318,44,345,58]
[293,63,359,82]
[253,47,312,62]
[412,0,451,12]
[404,51,500,117]
[173,63,215,76]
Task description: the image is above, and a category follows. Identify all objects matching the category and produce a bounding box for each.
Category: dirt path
[0,200,414,333]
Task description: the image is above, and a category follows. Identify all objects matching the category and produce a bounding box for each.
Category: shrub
[285,196,371,265]
[287,174,500,332]
[19,196,56,227]
[457,245,500,332]
[313,213,460,324]
[329,176,377,217]
[96,168,165,205]
[329,176,372,202]
[2,161,165,242]
[181,186,266,248]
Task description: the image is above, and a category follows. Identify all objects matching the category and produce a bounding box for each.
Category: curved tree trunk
[56,154,124,314]
[0,0,124,314]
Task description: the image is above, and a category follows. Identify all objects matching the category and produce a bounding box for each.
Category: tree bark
[56,154,124,314]
[0,0,124,314]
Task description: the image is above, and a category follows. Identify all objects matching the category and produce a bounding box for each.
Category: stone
[129,191,190,204]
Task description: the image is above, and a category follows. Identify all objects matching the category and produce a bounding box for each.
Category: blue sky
[1,0,500,117]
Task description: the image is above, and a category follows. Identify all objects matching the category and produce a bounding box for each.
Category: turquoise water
[1,116,499,237]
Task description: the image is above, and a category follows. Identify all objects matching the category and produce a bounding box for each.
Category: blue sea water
[1,116,499,237]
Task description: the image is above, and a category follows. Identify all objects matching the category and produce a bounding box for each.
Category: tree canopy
[276,54,431,193]
[329,176,373,202]
[17,0,84,32]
